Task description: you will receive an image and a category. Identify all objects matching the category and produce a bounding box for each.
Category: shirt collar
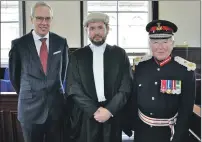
[32,30,49,41]
[89,42,106,53]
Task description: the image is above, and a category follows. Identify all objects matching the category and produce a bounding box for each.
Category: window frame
[0,1,24,68]
[83,1,153,49]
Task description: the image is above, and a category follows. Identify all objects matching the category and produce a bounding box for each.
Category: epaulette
[174,56,196,71]
[133,55,152,66]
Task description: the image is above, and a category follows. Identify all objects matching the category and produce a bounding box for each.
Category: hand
[94,107,112,123]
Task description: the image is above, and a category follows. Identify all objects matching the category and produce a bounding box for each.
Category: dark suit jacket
[9,31,68,124]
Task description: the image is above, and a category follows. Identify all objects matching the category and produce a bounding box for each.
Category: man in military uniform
[66,12,132,142]
[128,20,196,142]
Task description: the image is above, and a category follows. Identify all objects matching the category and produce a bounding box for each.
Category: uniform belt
[138,109,178,141]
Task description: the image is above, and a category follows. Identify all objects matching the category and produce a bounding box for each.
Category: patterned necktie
[40,38,48,74]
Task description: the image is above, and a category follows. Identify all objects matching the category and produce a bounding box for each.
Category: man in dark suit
[9,2,68,142]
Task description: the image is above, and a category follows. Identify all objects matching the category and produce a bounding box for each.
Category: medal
[176,80,181,94]
[161,80,167,93]
[172,80,176,94]
[166,80,172,94]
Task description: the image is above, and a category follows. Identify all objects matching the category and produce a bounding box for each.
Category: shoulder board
[133,55,152,65]
[174,56,196,71]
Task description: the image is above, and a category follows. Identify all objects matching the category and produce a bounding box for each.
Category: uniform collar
[154,55,172,67]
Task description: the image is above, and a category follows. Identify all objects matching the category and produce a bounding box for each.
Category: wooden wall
[0,94,23,142]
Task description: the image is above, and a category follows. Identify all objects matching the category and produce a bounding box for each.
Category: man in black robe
[66,12,133,142]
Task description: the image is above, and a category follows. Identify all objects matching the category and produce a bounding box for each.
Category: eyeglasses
[34,16,52,23]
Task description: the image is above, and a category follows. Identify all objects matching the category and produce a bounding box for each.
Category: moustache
[93,35,102,38]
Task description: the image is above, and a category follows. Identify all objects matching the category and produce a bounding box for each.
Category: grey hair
[31,1,53,18]
[170,36,174,41]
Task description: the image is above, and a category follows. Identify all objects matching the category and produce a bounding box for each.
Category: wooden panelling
[0,94,70,142]
[0,111,5,142]
[0,94,22,142]
[10,111,24,142]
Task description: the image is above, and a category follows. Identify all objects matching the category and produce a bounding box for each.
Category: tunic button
[139,84,142,87]
[152,97,155,100]
[150,125,153,128]
[150,113,153,115]
[154,82,158,85]
[157,68,160,71]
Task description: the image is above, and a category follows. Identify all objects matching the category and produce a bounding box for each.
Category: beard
[90,35,107,46]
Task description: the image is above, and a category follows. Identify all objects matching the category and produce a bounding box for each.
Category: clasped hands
[94,107,112,123]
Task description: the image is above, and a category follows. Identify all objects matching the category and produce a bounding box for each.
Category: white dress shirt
[32,30,49,56]
[90,43,106,102]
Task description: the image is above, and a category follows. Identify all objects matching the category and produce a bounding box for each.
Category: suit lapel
[27,31,44,74]
[46,32,54,75]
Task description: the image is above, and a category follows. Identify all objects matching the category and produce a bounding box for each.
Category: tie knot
[40,38,47,43]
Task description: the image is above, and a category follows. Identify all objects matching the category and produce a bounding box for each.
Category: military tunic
[132,56,196,142]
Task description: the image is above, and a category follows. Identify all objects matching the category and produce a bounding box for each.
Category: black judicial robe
[66,44,133,142]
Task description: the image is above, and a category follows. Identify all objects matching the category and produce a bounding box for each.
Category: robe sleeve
[66,54,98,118]
[105,50,133,115]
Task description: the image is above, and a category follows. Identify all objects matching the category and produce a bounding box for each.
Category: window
[84,1,152,64]
[1,1,23,67]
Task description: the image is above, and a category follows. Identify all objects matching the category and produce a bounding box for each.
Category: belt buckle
[169,118,177,125]
[169,120,173,125]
